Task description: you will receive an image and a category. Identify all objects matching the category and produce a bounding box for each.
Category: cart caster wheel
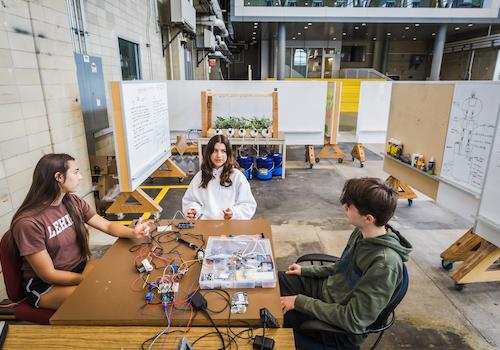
[338,158,343,164]
[408,199,413,207]
[116,213,125,220]
[153,212,161,220]
[360,163,364,168]
[178,177,185,183]
[441,259,454,271]
[315,157,320,163]
[455,283,465,291]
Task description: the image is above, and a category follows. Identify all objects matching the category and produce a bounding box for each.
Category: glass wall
[244,0,482,7]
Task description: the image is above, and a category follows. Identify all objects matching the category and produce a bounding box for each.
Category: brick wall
[0,0,96,241]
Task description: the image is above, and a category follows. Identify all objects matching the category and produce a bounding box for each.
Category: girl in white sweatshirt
[182,135,257,220]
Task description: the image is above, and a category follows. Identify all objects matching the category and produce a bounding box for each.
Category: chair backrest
[368,263,409,331]
[0,231,25,302]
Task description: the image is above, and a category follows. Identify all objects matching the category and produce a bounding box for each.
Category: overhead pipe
[198,16,229,38]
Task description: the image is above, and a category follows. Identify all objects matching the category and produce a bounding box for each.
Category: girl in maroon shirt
[7,153,151,310]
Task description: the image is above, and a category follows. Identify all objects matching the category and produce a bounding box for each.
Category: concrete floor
[2,143,499,349]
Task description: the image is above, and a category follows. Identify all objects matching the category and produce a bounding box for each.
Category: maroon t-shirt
[12,195,96,282]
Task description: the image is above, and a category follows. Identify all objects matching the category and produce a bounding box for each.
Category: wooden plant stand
[351,143,366,167]
[386,175,417,206]
[440,229,500,290]
[105,188,162,220]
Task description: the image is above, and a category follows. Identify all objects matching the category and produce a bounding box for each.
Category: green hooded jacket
[294,224,412,346]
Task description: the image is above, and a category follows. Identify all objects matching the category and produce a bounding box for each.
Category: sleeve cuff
[300,266,316,277]
[295,294,313,314]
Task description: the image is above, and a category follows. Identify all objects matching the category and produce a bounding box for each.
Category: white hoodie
[182,167,257,220]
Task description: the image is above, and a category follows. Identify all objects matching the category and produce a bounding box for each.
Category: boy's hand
[280,296,296,314]
[285,263,301,276]
[223,208,233,220]
[186,208,197,219]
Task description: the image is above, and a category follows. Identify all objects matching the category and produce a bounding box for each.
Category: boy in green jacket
[279,177,412,349]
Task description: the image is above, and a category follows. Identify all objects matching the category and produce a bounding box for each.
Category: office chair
[0,232,55,324]
[294,253,409,350]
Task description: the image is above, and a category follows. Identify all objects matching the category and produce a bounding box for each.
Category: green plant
[250,117,272,130]
[214,116,271,130]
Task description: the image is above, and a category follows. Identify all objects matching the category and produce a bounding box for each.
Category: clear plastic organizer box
[199,236,277,289]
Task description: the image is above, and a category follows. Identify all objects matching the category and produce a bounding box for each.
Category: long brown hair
[8,153,91,259]
[200,135,239,188]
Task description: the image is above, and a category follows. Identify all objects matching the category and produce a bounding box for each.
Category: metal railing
[245,0,483,7]
[339,68,391,79]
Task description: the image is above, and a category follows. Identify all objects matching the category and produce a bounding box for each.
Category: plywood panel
[383,83,455,199]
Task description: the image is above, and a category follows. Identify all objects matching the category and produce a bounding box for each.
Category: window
[292,49,307,78]
[118,38,141,80]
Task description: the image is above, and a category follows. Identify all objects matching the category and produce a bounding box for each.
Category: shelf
[385,155,439,181]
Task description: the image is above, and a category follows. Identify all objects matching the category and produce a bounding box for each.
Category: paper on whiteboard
[441,83,500,194]
[121,82,170,181]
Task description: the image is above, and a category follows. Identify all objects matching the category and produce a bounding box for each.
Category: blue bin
[272,153,282,176]
[256,156,274,180]
[237,156,254,180]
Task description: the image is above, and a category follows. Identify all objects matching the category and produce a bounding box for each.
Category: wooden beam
[272,90,279,138]
[201,91,208,137]
[106,188,162,215]
[151,159,187,178]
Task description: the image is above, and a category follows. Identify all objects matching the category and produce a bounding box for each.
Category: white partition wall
[356,81,392,144]
[167,80,328,145]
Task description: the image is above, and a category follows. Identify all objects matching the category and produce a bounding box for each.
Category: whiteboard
[113,81,172,192]
[440,82,500,195]
[167,80,328,145]
[475,108,500,246]
[356,81,392,144]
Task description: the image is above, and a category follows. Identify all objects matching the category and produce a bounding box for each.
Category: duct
[198,15,229,38]
[208,0,223,20]
[215,35,229,51]
[210,50,230,63]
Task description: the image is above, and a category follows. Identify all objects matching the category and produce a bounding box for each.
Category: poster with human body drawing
[441,83,500,194]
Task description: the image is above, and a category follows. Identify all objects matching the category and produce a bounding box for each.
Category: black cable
[205,310,226,350]
[260,322,266,350]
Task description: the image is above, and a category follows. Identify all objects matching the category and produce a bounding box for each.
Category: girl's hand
[285,263,302,276]
[133,219,153,239]
[186,208,197,219]
[223,208,233,220]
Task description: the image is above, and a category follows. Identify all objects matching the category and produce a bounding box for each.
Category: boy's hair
[340,177,398,226]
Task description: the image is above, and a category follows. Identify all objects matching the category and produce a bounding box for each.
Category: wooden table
[3,325,295,349]
[51,220,284,327]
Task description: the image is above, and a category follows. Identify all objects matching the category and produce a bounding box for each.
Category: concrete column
[277,23,286,80]
[381,36,391,75]
[430,24,447,81]
[493,49,500,81]
[261,39,270,80]
[372,26,385,72]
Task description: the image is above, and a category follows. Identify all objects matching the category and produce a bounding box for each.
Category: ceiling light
[308,23,312,25]
[342,32,346,35]
[253,32,256,34]
[432,32,436,36]
[305,2,308,4]
[412,37,416,40]
[387,32,391,36]
[354,26,359,30]
[362,23,366,26]
[402,35,406,39]
[372,37,376,40]
[252,37,256,39]
[405,26,409,30]
[254,22,258,25]
[304,26,308,29]
[415,23,420,27]
[292,37,296,40]
[467,23,473,27]
[455,27,460,30]
[333,37,337,40]
[298,32,302,35]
